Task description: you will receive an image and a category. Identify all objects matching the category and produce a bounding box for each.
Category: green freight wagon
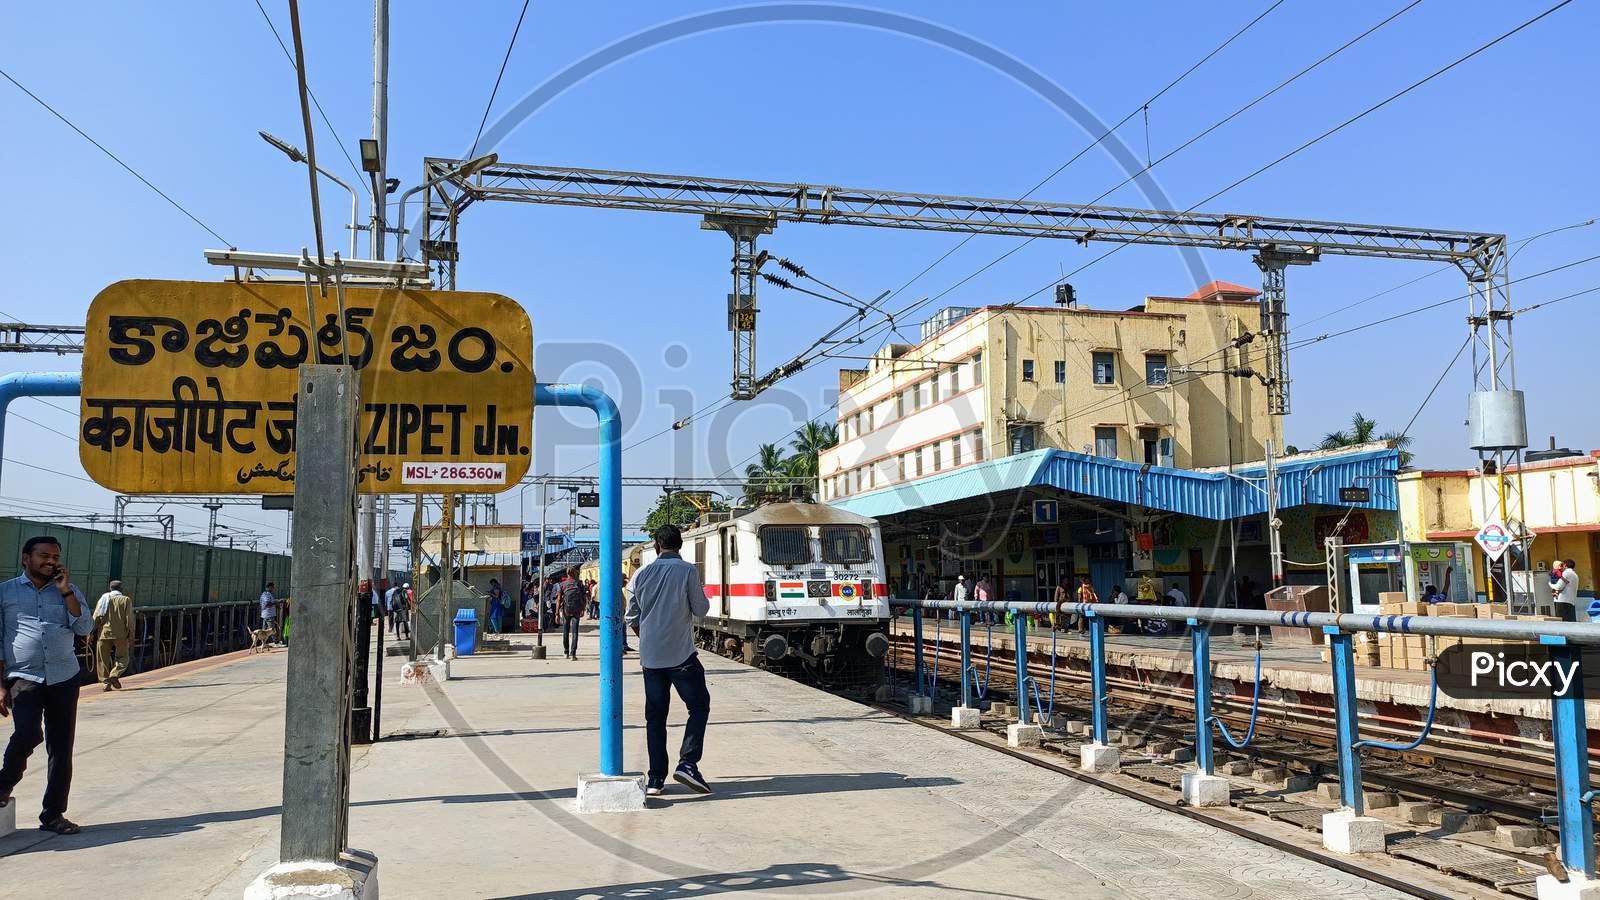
[0,517,292,673]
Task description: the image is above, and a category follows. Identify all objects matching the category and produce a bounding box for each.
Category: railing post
[1089,612,1109,745]
[1546,637,1596,881]
[1326,626,1364,814]
[1190,619,1213,775]
[1014,612,1030,725]
[959,610,972,709]
[912,610,926,698]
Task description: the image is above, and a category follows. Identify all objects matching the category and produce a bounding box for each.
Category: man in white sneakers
[626,524,712,797]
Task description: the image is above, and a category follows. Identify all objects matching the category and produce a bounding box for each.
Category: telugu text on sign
[79,280,534,494]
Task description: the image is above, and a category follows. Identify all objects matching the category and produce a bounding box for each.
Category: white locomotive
[632,502,891,686]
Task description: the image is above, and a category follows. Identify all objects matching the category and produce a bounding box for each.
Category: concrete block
[529,645,547,660]
[873,685,893,703]
[1251,766,1287,784]
[1181,772,1231,807]
[1166,747,1195,763]
[951,706,981,728]
[911,695,936,714]
[1007,723,1044,748]
[1317,782,1341,801]
[1080,743,1121,773]
[1437,810,1496,833]
[1104,728,1124,744]
[575,773,646,813]
[1283,774,1318,793]
[1395,801,1439,825]
[1321,809,1386,854]
[1064,719,1088,736]
[0,798,13,839]
[1496,824,1548,849]
[1538,872,1600,899]
[1119,734,1146,749]
[244,849,379,900]
[1219,760,1254,776]
[990,703,1014,718]
[1364,791,1399,810]
[1146,740,1178,755]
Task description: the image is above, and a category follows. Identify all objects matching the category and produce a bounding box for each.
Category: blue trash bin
[453,608,479,655]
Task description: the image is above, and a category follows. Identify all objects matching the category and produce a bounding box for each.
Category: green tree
[742,443,792,504]
[786,421,838,501]
[1316,412,1413,467]
[643,491,728,532]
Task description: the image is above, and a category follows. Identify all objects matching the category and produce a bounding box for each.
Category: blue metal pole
[1545,636,1596,878]
[1014,612,1030,725]
[534,383,623,777]
[1089,612,1108,744]
[959,610,972,709]
[912,610,926,698]
[1190,619,1213,775]
[0,371,82,490]
[1326,626,1364,814]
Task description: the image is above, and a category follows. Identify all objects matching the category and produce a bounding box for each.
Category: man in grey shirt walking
[625,524,712,797]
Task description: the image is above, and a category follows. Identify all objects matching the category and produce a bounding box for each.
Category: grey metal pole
[439,495,453,659]
[1266,439,1283,588]
[538,479,548,649]
[278,364,359,863]
[371,0,388,260]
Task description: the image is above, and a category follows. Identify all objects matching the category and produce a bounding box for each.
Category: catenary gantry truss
[415,158,1508,406]
[415,158,1525,603]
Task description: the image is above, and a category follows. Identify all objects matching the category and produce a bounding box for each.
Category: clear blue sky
[1,1,1595,551]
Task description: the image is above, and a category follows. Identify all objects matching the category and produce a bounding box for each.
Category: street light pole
[392,153,497,261]
[259,131,361,259]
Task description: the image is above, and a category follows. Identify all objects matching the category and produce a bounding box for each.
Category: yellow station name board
[80,280,533,494]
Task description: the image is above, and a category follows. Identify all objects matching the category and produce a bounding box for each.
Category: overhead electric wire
[251,0,370,196]
[880,0,1288,307]
[1288,253,1600,350]
[1028,0,1575,304]
[469,0,533,158]
[0,65,231,246]
[1297,216,1598,330]
[1397,334,1472,440]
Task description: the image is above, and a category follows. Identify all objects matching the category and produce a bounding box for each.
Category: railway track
[890,631,1567,822]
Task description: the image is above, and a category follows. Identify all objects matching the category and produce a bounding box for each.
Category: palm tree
[1316,412,1413,467]
[742,443,791,504]
[788,422,838,483]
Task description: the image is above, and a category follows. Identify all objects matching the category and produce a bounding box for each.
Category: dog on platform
[249,628,275,653]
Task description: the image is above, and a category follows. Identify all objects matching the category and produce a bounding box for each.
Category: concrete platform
[0,635,1409,898]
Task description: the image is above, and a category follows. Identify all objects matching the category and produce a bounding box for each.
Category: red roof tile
[1184,280,1260,301]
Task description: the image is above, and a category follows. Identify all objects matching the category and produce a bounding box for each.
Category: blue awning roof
[831,446,1400,521]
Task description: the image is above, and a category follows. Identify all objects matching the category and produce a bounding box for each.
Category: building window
[974,428,985,461]
[932,442,942,471]
[896,390,905,419]
[1054,360,1066,384]
[972,352,983,386]
[1146,353,1169,386]
[1139,427,1160,465]
[950,437,961,468]
[914,450,923,477]
[1008,423,1038,454]
[1022,359,1035,382]
[1093,352,1115,386]
[1094,426,1118,459]
[948,366,961,395]
[929,374,941,403]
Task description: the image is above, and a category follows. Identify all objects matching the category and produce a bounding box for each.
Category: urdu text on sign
[79,280,533,494]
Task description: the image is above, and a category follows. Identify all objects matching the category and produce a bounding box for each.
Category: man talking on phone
[0,536,93,835]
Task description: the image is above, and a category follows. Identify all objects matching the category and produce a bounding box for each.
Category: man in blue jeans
[625,524,712,796]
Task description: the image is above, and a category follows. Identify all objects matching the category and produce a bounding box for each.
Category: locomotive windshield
[758,525,811,565]
[820,526,872,564]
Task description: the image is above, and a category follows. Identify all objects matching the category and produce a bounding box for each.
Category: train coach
[633,502,891,687]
